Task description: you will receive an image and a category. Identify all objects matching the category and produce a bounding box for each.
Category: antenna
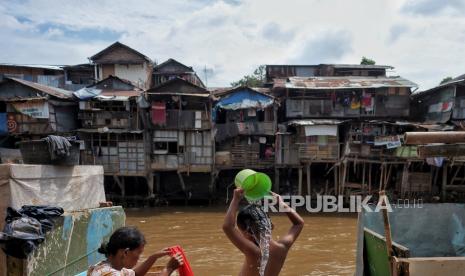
[204,65,208,87]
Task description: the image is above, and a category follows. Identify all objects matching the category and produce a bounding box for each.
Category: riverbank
[126,207,357,275]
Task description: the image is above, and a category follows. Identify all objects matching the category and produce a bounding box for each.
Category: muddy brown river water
[126,207,357,276]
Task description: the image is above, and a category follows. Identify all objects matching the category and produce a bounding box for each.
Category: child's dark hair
[237,205,271,240]
[98,226,146,256]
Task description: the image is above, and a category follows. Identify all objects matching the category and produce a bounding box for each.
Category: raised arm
[272,192,305,249]
[222,188,260,257]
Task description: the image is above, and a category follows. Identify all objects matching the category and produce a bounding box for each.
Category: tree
[440,76,453,85]
[231,65,266,87]
[360,57,376,65]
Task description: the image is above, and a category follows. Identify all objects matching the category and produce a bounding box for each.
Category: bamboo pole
[380,190,394,276]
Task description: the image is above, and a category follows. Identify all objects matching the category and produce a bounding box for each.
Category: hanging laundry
[350,98,361,109]
[362,95,374,111]
[151,102,166,125]
[426,157,444,167]
[342,96,351,107]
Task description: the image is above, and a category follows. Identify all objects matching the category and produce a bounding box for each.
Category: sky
[0,0,464,90]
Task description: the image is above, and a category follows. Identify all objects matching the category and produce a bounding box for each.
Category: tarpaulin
[0,113,7,135]
[216,89,274,110]
[0,164,105,276]
[72,87,102,100]
[151,102,166,125]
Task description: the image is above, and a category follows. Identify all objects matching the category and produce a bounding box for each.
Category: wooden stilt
[362,163,366,195]
[177,172,188,205]
[306,164,311,196]
[113,175,125,197]
[384,164,393,190]
[274,168,280,193]
[334,165,338,196]
[341,162,348,195]
[379,164,385,192]
[147,173,154,196]
[401,163,409,197]
[442,165,448,200]
[298,167,303,196]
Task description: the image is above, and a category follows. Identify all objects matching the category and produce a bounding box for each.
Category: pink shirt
[87,261,135,276]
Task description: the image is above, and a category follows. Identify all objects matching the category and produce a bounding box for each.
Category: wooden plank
[418,144,465,158]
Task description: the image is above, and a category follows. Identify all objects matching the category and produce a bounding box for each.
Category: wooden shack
[76,75,152,202]
[147,77,213,201]
[213,86,276,170]
[90,41,153,89]
[152,58,205,88]
[0,77,77,139]
[270,64,418,197]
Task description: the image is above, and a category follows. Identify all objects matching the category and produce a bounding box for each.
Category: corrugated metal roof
[90,41,152,63]
[147,92,210,97]
[324,64,393,69]
[8,77,73,99]
[274,76,417,90]
[100,90,142,98]
[0,63,63,70]
[412,77,465,96]
[287,119,345,126]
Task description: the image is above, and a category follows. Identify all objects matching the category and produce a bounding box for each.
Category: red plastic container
[168,245,194,276]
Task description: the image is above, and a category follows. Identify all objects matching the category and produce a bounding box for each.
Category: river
[126,207,357,276]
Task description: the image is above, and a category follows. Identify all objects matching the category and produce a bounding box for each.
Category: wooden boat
[355,201,465,276]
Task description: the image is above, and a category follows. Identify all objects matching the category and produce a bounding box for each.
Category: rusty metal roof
[147,92,210,97]
[8,77,73,99]
[274,76,417,90]
[100,90,142,98]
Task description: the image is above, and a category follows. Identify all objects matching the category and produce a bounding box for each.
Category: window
[154,141,178,154]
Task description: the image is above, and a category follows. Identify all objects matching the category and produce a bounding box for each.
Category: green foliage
[360,57,376,65]
[231,65,266,87]
[440,76,453,85]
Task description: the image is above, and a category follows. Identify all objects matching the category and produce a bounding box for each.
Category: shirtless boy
[223,188,304,276]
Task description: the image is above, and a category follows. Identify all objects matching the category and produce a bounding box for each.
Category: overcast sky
[0,0,464,90]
